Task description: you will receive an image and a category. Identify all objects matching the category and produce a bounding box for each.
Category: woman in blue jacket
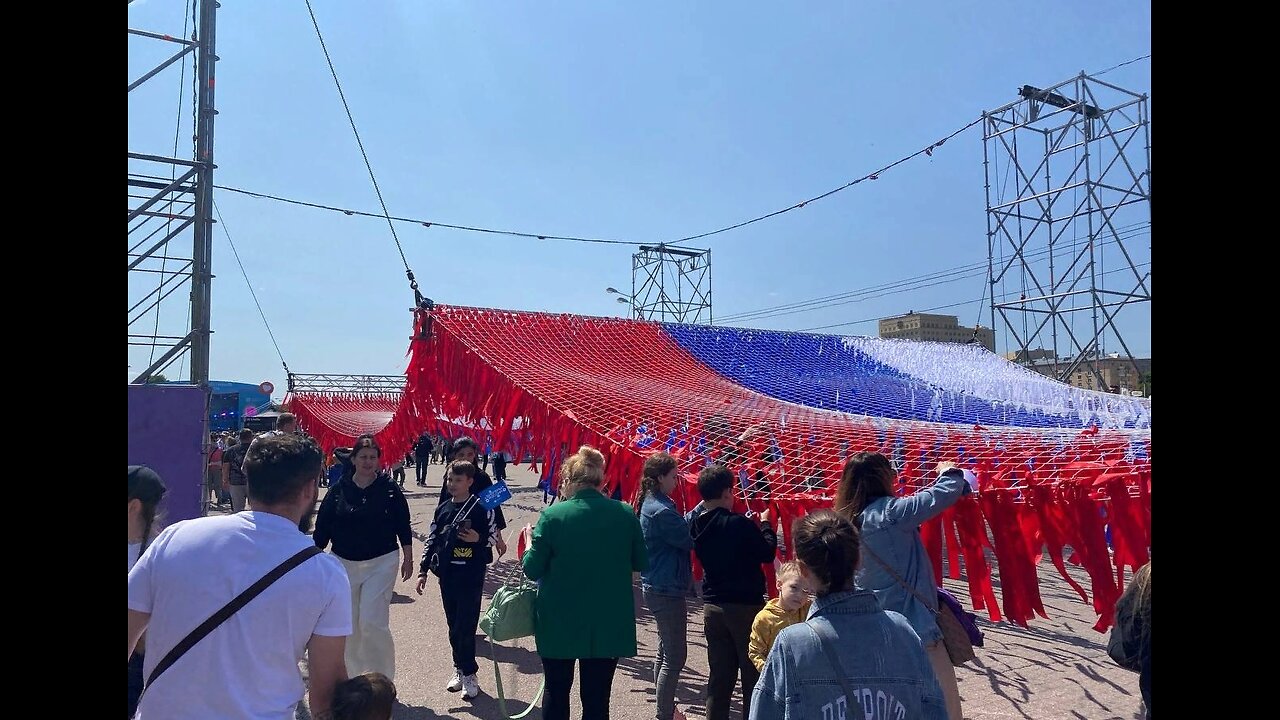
[834,452,975,720]
[634,452,693,720]
[750,510,946,720]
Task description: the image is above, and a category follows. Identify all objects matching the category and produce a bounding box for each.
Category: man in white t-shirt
[128,434,352,720]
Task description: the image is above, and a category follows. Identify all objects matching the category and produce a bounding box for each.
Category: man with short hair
[222,428,256,512]
[265,412,298,437]
[128,434,352,719]
[686,464,778,720]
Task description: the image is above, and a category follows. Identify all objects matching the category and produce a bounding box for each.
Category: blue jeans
[643,590,688,720]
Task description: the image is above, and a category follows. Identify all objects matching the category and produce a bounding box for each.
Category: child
[416,461,495,700]
[748,561,813,671]
[686,464,778,720]
[321,672,397,720]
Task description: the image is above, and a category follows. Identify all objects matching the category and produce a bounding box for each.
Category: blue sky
[128,1,1151,391]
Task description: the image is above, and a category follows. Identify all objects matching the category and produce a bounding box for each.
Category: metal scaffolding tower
[983,72,1151,388]
[128,0,219,386]
[628,245,713,324]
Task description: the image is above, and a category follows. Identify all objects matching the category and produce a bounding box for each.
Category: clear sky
[128,1,1151,393]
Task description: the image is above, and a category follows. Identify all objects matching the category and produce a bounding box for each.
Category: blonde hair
[558,445,606,499]
[1128,562,1151,646]
[776,561,802,584]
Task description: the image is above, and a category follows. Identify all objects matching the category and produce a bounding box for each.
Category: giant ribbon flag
[289,305,1151,630]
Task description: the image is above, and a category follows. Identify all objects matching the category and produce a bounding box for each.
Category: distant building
[1003,348,1056,363]
[878,312,996,352]
[1026,355,1151,394]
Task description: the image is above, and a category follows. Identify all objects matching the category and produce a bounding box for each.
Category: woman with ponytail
[635,452,693,720]
[750,511,947,720]
[128,465,166,718]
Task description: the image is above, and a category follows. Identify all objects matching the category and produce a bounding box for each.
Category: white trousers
[338,549,401,680]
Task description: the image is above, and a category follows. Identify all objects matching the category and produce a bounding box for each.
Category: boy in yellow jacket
[749,561,813,671]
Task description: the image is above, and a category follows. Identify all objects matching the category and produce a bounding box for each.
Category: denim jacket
[749,590,947,720]
[638,491,693,596]
[856,469,969,644]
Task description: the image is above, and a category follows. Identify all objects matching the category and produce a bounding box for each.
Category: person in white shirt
[128,465,167,718]
[128,434,353,720]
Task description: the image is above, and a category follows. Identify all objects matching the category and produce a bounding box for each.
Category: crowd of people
[129,417,1152,720]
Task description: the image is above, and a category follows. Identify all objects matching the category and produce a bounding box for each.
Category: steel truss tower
[983,72,1151,389]
[128,0,218,386]
[287,374,407,394]
[630,245,713,324]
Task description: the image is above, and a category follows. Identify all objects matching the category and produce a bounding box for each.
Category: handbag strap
[499,554,527,587]
[806,619,868,712]
[857,515,939,618]
[143,546,324,692]
[488,635,545,719]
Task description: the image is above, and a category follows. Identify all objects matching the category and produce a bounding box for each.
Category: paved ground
[224,462,1144,719]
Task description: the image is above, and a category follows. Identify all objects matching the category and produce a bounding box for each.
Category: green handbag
[480,577,538,641]
[480,562,543,718]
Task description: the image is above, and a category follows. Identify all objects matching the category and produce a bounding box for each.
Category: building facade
[1026,356,1151,394]
[878,312,996,352]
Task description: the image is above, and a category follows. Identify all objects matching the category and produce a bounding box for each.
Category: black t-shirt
[415,437,433,457]
[221,443,249,485]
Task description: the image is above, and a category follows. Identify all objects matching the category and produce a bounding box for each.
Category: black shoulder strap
[143,546,323,692]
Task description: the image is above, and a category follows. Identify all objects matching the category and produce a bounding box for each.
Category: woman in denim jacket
[834,452,975,720]
[634,452,694,720]
[750,510,947,720]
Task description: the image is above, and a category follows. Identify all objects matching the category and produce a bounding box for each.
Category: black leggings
[541,657,618,720]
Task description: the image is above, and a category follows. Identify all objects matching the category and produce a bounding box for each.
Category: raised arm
[883,466,974,527]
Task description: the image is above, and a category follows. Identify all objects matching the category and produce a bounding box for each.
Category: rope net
[292,305,1151,630]
[287,393,404,459]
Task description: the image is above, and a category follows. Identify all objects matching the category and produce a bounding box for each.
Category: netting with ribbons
[288,393,407,459]
[293,305,1151,630]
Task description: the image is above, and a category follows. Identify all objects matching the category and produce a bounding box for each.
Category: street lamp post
[605,287,638,319]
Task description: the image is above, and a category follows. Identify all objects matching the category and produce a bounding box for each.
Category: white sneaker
[461,674,480,700]
[446,671,463,693]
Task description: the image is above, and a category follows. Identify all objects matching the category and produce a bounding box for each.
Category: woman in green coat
[522,445,648,720]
